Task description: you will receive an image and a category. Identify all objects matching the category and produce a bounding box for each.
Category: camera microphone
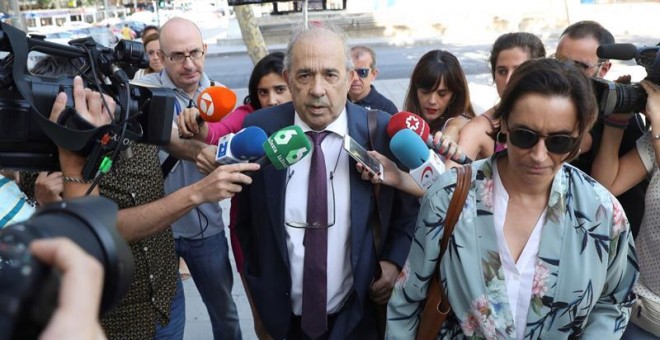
[597,43,638,60]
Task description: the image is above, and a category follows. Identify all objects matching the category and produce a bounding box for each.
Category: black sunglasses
[508,128,577,154]
[354,68,371,78]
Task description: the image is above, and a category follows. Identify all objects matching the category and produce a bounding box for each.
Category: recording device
[0,22,176,179]
[260,125,312,170]
[594,42,660,116]
[0,196,134,339]
[386,112,473,164]
[343,134,384,181]
[390,129,445,190]
[196,86,238,124]
[215,126,268,165]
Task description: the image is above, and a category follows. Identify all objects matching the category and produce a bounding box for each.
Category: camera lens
[0,196,134,339]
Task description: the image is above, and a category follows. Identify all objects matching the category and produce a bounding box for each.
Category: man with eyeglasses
[234,23,419,339]
[348,45,398,114]
[556,20,647,237]
[134,17,243,340]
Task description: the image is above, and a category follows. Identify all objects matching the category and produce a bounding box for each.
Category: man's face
[284,31,351,131]
[555,35,609,78]
[159,24,206,94]
[348,51,376,102]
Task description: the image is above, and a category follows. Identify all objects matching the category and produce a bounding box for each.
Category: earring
[496,131,507,143]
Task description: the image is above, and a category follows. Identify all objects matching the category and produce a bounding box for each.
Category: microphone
[259,125,313,170]
[597,43,638,60]
[386,111,473,164]
[196,86,238,124]
[390,129,445,191]
[215,126,268,165]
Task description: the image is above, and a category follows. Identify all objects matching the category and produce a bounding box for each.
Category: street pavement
[182,3,657,339]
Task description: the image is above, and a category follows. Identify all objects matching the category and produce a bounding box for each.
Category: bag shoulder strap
[440,164,471,255]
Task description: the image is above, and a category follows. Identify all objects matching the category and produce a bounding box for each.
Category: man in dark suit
[234,23,419,339]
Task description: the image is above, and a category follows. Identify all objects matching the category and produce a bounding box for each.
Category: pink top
[204,103,256,145]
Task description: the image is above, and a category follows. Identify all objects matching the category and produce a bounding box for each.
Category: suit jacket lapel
[346,105,375,270]
[263,105,296,267]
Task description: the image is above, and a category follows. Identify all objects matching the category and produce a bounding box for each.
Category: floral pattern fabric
[386,154,638,339]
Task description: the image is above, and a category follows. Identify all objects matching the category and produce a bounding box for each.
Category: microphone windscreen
[230,126,268,161]
[197,86,237,123]
[262,125,312,170]
[386,111,430,141]
[597,43,637,60]
[390,129,430,169]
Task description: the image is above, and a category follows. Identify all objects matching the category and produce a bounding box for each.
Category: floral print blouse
[386,154,639,339]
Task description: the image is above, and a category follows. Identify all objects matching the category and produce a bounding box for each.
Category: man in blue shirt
[348,45,398,114]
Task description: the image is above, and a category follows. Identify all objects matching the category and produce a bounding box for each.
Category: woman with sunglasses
[591,80,660,339]
[387,58,638,339]
[454,32,546,164]
[404,50,475,143]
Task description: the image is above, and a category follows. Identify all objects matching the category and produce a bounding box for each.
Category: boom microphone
[196,86,238,123]
[386,111,473,164]
[390,129,445,191]
[259,125,313,170]
[597,43,638,60]
[216,126,268,165]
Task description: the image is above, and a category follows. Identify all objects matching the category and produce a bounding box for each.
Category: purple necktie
[301,131,330,339]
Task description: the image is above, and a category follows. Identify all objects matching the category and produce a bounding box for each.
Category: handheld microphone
[215,126,268,165]
[259,125,313,170]
[390,129,445,191]
[386,111,473,164]
[196,86,238,124]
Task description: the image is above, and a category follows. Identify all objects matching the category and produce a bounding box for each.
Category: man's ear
[283,69,290,84]
[203,43,208,52]
[371,68,379,80]
[599,61,612,78]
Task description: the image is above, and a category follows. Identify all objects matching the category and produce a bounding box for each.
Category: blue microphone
[216,126,267,164]
[390,129,446,191]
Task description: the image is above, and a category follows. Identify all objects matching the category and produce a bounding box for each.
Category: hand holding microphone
[390,129,445,197]
[387,111,472,164]
[176,86,237,141]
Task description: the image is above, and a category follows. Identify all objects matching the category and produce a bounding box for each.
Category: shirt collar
[293,106,348,138]
[157,70,212,100]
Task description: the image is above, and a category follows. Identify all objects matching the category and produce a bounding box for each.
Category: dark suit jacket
[235,102,419,339]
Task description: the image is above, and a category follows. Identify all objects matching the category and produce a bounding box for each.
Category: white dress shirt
[493,164,545,340]
[285,109,353,315]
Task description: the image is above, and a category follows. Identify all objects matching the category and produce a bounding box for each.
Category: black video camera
[0,196,134,339]
[0,22,176,179]
[592,42,660,116]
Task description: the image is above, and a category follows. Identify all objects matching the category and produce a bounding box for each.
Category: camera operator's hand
[641,80,660,124]
[50,76,116,197]
[30,238,106,340]
[176,106,209,141]
[190,162,260,203]
[196,144,219,175]
[35,172,63,206]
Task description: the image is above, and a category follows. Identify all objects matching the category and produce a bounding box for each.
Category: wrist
[602,116,629,129]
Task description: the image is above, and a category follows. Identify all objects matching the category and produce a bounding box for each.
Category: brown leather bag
[416,164,472,340]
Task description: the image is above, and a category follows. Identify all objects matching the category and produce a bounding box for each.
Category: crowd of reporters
[1,15,659,340]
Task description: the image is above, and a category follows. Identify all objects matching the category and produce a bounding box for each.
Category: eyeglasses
[508,128,577,154]
[160,49,205,63]
[354,68,371,79]
[550,54,604,72]
[284,170,336,229]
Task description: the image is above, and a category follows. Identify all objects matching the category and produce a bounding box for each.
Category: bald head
[158,17,207,95]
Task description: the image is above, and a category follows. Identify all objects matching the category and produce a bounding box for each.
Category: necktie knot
[307,131,330,147]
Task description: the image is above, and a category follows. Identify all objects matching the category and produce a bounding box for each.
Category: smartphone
[342,134,384,182]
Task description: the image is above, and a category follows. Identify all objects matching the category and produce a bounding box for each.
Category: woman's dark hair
[404,49,475,133]
[246,51,286,110]
[489,32,546,80]
[493,58,597,161]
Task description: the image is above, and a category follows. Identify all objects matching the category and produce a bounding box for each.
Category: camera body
[593,42,660,116]
[0,22,176,178]
[0,196,134,339]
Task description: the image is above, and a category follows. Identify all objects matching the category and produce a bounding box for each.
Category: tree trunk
[234,4,268,65]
